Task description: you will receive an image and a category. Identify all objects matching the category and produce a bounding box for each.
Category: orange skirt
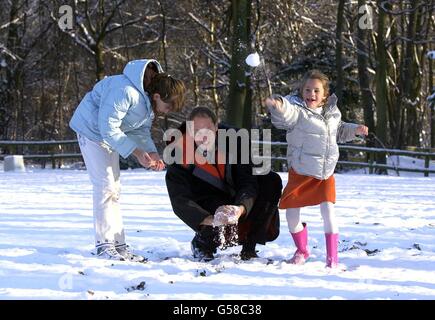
[278,169,336,209]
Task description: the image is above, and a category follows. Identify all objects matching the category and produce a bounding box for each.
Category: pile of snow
[0,169,434,299]
[386,155,435,176]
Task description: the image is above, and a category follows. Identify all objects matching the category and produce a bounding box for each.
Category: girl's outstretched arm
[337,122,368,143]
[266,95,300,130]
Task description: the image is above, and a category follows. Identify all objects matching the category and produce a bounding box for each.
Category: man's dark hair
[188,107,218,124]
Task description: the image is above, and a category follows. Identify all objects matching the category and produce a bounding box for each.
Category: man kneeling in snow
[165,107,282,261]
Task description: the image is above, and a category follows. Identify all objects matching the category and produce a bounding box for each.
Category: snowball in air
[245,53,261,67]
[427,51,435,60]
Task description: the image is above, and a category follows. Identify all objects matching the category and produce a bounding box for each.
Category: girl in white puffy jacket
[266,70,368,268]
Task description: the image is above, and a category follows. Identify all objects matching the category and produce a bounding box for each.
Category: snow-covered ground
[0,166,434,300]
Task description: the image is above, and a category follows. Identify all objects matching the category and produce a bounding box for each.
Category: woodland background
[0,0,434,153]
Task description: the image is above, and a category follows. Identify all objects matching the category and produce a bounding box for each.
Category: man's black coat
[165,123,282,245]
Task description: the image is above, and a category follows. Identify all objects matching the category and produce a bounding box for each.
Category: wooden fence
[1,140,434,176]
[0,140,82,169]
[261,141,435,177]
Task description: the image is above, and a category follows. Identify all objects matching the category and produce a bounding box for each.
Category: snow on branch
[47,10,95,55]
[200,48,230,68]
[109,36,160,51]
[75,19,96,47]
[217,40,231,61]
[0,15,25,31]
[0,44,22,61]
[386,36,435,47]
[187,12,214,34]
[379,1,434,16]
[291,8,332,34]
[106,16,148,34]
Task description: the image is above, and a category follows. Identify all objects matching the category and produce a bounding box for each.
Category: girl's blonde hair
[299,69,330,98]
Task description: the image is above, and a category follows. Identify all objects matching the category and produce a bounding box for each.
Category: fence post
[424,155,429,177]
[272,144,281,172]
[368,151,374,174]
[57,143,63,168]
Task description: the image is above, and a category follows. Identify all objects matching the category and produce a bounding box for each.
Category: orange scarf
[176,134,230,193]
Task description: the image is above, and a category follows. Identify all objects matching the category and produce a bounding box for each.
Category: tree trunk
[1,1,21,139]
[226,0,250,128]
[95,41,105,81]
[159,0,168,70]
[356,0,375,147]
[388,5,401,147]
[430,50,435,148]
[210,20,220,117]
[375,0,389,172]
[335,0,345,115]
[243,74,252,129]
[403,0,420,147]
[242,0,253,129]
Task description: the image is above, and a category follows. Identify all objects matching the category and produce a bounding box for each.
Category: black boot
[191,226,220,262]
[240,241,258,260]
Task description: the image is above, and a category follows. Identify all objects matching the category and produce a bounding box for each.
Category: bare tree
[375,0,389,170]
[335,0,345,109]
[227,0,251,128]
[356,0,375,146]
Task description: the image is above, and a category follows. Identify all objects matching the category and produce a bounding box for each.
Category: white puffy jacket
[269,94,359,180]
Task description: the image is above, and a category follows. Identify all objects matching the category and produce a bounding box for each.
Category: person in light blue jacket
[70,59,186,262]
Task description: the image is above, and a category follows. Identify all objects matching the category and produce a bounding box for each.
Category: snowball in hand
[245,52,261,67]
[213,205,240,226]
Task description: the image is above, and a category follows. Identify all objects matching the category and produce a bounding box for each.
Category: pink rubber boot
[289,223,309,265]
[325,233,339,268]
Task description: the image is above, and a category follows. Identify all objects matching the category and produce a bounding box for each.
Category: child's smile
[302,78,326,109]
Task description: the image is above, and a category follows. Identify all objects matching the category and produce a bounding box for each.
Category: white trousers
[286,202,339,234]
[78,134,126,248]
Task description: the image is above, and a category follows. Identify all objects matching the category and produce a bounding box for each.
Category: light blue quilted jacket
[69,59,163,158]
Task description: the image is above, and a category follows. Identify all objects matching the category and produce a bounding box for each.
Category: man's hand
[355,125,369,136]
[213,205,245,226]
